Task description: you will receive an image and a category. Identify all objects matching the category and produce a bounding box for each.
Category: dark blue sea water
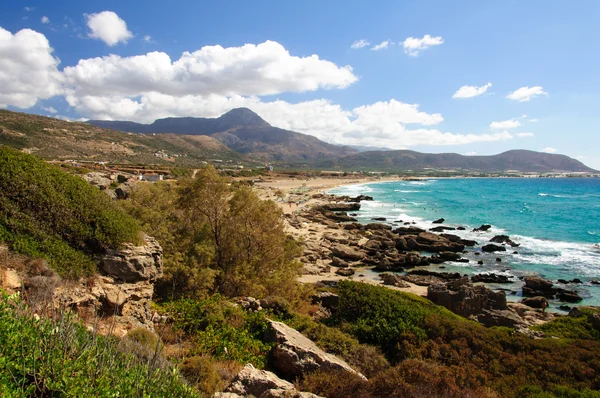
[330,178,600,307]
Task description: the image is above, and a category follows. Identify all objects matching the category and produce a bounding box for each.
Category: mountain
[89,108,357,163]
[349,145,394,152]
[320,149,597,173]
[0,110,241,165]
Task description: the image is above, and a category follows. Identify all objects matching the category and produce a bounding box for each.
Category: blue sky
[2,0,600,168]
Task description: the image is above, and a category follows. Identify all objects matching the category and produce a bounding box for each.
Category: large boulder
[476,309,524,328]
[522,276,554,297]
[380,273,410,288]
[482,244,507,253]
[521,296,548,309]
[317,203,361,212]
[427,278,508,319]
[264,320,366,380]
[490,235,520,247]
[471,273,511,284]
[224,364,294,397]
[98,236,163,283]
[330,244,364,262]
[82,172,112,190]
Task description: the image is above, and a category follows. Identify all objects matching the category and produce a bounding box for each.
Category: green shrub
[180,355,224,395]
[0,291,197,397]
[0,146,140,278]
[534,308,600,341]
[160,295,273,367]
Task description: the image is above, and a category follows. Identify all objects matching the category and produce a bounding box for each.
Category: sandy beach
[249,174,428,296]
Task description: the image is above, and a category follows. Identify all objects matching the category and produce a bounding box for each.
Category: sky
[1,0,600,169]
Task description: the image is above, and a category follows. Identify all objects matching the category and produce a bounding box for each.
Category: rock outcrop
[264,320,366,380]
[98,236,163,282]
[224,364,295,397]
[82,172,112,190]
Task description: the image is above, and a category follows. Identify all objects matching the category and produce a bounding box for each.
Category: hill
[0,110,241,165]
[320,149,597,173]
[89,108,357,163]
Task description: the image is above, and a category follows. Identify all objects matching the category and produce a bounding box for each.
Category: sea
[329,178,600,309]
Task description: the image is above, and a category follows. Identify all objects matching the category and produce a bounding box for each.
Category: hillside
[321,149,597,173]
[0,110,241,165]
[89,108,358,163]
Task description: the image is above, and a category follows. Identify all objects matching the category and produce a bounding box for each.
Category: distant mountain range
[0,108,596,173]
[89,108,357,163]
[319,149,597,173]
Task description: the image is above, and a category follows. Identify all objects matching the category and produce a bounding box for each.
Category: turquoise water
[330,178,600,307]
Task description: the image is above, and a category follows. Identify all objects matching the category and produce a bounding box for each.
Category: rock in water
[264,320,367,380]
[482,244,507,253]
[490,235,520,247]
[432,218,445,224]
[472,224,492,232]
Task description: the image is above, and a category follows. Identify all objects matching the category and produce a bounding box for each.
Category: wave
[394,190,421,193]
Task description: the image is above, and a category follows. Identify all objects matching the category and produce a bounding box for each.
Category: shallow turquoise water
[330,178,600,307]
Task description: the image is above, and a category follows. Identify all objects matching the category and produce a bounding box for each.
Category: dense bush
[0,146,140,278]
[0,291,196,397]
[303,281,600,398]
[160,295,273,368]
[121,166,304,302]
[534,307,600,340]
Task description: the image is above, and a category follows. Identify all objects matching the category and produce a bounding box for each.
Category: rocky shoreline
[273,188,596,331]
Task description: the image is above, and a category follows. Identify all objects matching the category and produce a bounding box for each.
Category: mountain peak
[219,108,270,127]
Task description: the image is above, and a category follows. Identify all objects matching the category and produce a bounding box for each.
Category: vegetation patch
[0,146,140,278]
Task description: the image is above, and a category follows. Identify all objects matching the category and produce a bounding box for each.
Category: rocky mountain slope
[320,149,597,173]
[89,108,358,163]
[0,110,241,165]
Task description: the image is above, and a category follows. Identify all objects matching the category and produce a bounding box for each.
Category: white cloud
[490,119,521,130]
[529,118,538,122]
[516,132,534,137]
[351,39,370,49]
[85,11,133,46]
[24,7,34,11]
[506,86,547,102]
[402,34,443,56]
[143,35,153,43]
[464,151,478,156]
[371,40,391,51]
[521,114,527,118]
[42,106,57,113]
[541,147,558,153]
[452,83,492,99]
[41,16,50,24]
[63,40,358,98]
[0,27,63,108]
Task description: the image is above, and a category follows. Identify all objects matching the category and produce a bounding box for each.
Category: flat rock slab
[265,320,367,380]
[225,364,294,397]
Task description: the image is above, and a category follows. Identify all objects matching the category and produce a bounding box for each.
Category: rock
[371,217,387,221]
[524,276,553,291]
[591,280,600,285]
[477,260,484,265]
[430,226,456,232]
[490,235,520,247]
[364,223,392,231]
[522,296,549,309]
[225,364,295,397]
[556,289,583,303]
[482,244,507,253]
[317,203,361,212]
[476,309,524,328]
[330,244,364,262]
[234,297,263,312]
[432,218,445,224]
[427,278,508,319]
[591,313,600,332]
[98,236,163,283]
[82,172,112,190]
[260,389,324,398]
[330,257,349,268]
[1,268,22,291]
[335,268,355,277]
[457,227,466,231]
[380,273,410,288]
[265,321,366,380]
[472,224,492,232]
[436,251,462,262]
[408,269,463,280]
[471,273,511,284]
[311,292,339,313]
[115,181,136,199]
[496,258,502,262]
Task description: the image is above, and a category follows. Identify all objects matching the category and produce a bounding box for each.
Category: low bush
[534,308,600,341]
[0,291,196,397]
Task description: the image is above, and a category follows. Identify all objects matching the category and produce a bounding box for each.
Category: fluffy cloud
[402,34,443,56]
[516,132,534,137]
[143,35,153,43]
[42,106,57,113]
[63,40,358,97]
[506,86,547,102]
[351,39,370,49]
[371,40,391,51]
[85,11,133,46]
[541,147,558,153]
[41,16,49,24]
[529,118,538,122]
[0,27,63,108]
[452,83,492,99]
[490,119,521,130]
